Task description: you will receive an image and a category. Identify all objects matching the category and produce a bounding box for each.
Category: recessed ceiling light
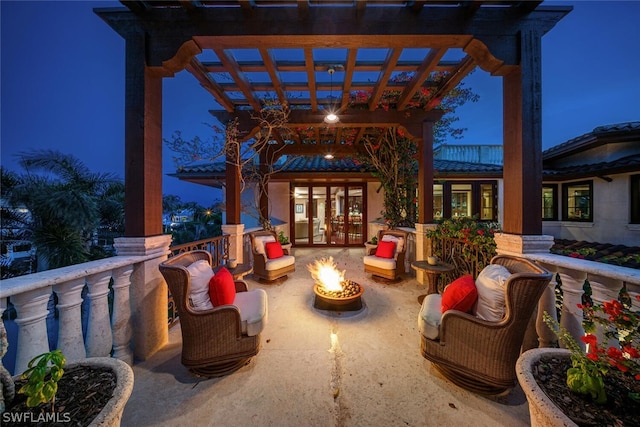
[324,113,339,124]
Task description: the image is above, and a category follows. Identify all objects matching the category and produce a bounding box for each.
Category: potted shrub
[0,323,134,427]
[277,230,292,252]
[364,236,378,253]
[516,298,640,426]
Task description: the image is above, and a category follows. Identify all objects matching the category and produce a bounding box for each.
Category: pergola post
[497,29,554,255]
[124,29,163,237]
[259,150,269,224]
[225,141,241,225]
[414,120,436,285]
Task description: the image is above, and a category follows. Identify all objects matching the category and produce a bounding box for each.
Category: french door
[292,183,365,246]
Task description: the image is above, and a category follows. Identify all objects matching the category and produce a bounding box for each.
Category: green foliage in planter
[369,236,378,245]
[277,231,290,245]
[426,216,500,255]
[18,350,66,408]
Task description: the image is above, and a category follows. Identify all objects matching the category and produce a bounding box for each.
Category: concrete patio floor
[122,248,531,427]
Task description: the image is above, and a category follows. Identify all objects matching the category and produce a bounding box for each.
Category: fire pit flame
[308,257,364,312]
[307,257,346,292]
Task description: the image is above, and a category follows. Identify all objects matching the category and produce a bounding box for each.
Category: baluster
[12,287,52,374]
[85,271,113,357]
[626,282,640,349]
[53,278,87,362]
[557,269,587,351]
[111,266,134,364]
[588,274,624,350]
[536,263,560,348]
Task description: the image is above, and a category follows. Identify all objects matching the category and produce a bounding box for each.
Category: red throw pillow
[441,274,477,313]
[375,240,396,259]
[208,267,236,307]
[265,241,284,259]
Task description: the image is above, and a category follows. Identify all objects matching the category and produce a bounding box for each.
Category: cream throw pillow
[474,264,511,321]
[186,260,214,311]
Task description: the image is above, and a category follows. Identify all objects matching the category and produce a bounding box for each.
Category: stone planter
[281,243,292,254]
[83,357,134,427]
[516,348,577,427]
[9,357,134,427]
[364,242,377,254]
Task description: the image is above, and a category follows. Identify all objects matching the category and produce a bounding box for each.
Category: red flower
[581,334,598,347]
[606,347,624,360]
[624,345,640,358]
[587,353,599,362]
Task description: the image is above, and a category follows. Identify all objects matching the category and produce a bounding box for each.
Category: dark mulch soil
[534,355,640,426]
[3,365,116,427]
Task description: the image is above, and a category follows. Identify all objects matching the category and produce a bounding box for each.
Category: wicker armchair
[363,229,408,281]
[419,255,552,395]
[249,230,295,283]
[159,250,267,377]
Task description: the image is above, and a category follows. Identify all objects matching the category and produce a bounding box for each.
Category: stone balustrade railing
[0,254,159,375]
[521,253,640,350]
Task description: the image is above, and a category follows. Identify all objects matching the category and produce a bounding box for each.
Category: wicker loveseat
[418,255,552,395]
[159,250,267,377]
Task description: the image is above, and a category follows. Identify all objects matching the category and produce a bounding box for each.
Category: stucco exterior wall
[542,172,639,246]
[269,182,290,226]
[366,182,385,240]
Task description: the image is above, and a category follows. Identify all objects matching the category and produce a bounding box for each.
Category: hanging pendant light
[324,67,340,124]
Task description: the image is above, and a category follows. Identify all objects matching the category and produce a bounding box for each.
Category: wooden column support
[418,121,435,224]
[124,30,163,237]
[502,29,543,235]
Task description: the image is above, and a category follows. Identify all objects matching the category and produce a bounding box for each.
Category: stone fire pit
[308,257,364,311]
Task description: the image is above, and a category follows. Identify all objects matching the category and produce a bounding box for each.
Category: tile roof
[543,153,640,179]
[174,155,503,177]
[543,121,640,160]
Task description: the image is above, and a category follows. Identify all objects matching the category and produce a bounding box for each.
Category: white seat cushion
[254,235,276,256]
[363,254,396,270]
[474,264,511,321]
[265,254,295,271]
[186,260,214,311]
[418,293,442,340]
[234,289,268,336]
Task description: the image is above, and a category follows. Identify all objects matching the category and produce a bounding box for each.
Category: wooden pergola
[96,0,571,237]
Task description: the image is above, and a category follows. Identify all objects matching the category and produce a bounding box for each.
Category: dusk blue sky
[2,1,639,207]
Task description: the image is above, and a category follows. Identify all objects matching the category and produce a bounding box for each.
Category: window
[480,184,495,220]
[542,185,558,221]
[451,184,472,217]
[433,184,443,219]
[631,175,640,224]
[434,181,497,221]
[563,181,592,221]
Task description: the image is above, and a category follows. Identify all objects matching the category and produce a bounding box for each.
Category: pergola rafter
[96,0,571,236]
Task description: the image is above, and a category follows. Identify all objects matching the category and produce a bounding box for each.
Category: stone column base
[113,235,172,361]
[494,233,554,256]
[222,224,245,264]
[414,223,437,285]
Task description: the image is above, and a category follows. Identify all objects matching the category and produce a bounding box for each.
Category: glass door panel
[346,186,364,245]
[293,186,310,245]
[312,187,327,244]
[329,186,345,245]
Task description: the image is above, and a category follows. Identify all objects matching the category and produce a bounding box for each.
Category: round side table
[411,260,455,305]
